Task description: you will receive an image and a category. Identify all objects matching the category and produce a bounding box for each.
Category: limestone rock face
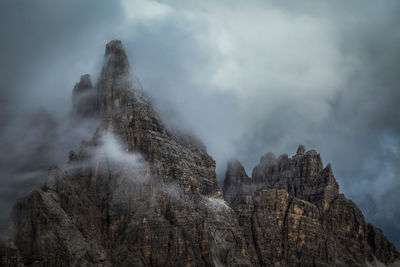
[1,41,399,267]
[224,146,400,266]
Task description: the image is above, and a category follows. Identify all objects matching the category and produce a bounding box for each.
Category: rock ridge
[224,145,400,266]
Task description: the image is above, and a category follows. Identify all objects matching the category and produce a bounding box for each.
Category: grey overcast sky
[0,0,399,248]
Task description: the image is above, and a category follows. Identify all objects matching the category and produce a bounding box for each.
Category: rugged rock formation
[1,40,399,266]
[95,40,221,198]
[0,40,248,267]
[224,147,400,266]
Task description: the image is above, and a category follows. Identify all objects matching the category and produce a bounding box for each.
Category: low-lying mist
[0,111,99,228]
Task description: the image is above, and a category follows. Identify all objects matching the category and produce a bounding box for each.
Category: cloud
[122,0,172,21]
[0,111,99,228]
[90,132,149,183]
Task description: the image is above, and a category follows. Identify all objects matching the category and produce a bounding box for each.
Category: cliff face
[1,41,399,267]
[224,148,400,266]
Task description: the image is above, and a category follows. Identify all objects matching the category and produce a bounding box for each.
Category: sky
[0,0,399,247]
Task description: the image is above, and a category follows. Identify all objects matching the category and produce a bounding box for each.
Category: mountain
[1,40,399,267]
[224,147,399,266]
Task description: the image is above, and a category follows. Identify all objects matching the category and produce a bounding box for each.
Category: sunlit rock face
[1,41,399,267]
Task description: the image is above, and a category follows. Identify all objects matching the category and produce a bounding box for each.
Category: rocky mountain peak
[97,40,130,118]
[88,41,222,197]
[73,74,93,93]
[296,144,306,155]
[103,39,129,76]
[245,146,336,207]
[223,146,400,266]
[105,40,125,55]
[1,41,232,266]
[224,146,337,207]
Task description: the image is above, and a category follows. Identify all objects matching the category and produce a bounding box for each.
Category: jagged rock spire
[73,74,93,94]
[104,40,130,75]
[97,40,130,117]
[296,144,306,155]
[82,40,222,198]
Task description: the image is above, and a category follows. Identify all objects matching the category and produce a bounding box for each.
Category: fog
[0,0,399,247]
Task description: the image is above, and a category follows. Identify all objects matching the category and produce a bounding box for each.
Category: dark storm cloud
[0,0,399,247]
